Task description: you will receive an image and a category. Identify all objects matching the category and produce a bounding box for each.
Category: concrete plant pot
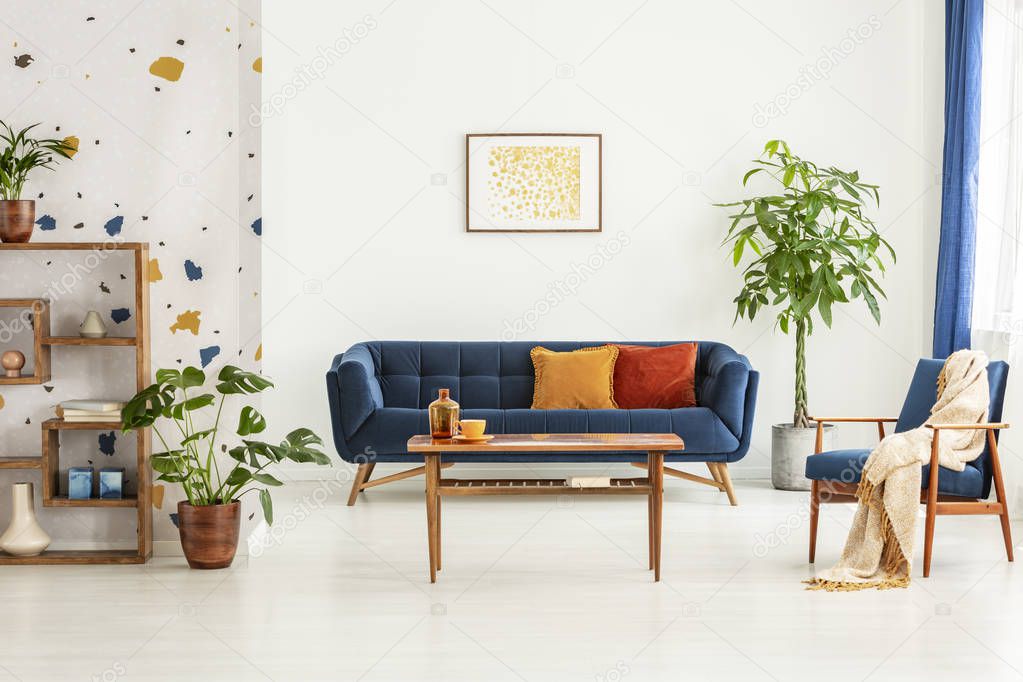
[771,423,834,491]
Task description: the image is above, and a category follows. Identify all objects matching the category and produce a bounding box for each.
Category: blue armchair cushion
[804,448,985,498]
[327,341,759,465]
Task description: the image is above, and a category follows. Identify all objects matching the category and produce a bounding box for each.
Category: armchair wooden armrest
[808,416,900,453]
[809,417,899,423]
[926,423,1010,430]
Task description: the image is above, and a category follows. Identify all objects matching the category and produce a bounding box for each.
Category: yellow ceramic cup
[457,419,487,438]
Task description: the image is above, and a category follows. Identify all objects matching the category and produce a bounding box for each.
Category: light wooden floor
[0,474,1019,681]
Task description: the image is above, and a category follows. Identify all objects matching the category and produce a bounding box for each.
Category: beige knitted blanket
[806,350,990,591]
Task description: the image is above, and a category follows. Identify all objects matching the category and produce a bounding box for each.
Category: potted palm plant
[121,365,331,568]
[0,121,75,243]
[718,140,895,490]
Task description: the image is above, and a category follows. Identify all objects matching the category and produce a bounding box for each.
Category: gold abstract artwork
[487,145,580,221]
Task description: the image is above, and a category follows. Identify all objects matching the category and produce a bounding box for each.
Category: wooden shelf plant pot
[0,200,34,243]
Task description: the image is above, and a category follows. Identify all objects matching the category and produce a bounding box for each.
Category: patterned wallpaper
[0,0,261,548]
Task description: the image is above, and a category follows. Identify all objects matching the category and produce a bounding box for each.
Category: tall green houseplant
[719,140,895,428]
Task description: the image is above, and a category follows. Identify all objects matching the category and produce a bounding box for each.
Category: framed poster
[465,133,602,233]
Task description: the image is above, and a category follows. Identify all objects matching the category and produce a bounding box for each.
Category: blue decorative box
[68,467,93,499]
[99,468,125,499]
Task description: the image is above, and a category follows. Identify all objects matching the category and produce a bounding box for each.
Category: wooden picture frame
[465,133,602,233]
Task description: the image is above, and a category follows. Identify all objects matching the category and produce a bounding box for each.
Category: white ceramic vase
[0,482,51,556]
[79,310,108,339]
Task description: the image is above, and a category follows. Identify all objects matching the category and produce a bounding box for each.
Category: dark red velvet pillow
[612,343,698,409]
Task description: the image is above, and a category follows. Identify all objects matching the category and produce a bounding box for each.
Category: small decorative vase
[0,200,35,243]
[177,501,241,569]
[0,482,51,556]
[428,388,460,438]
[79,310,108,339]
[1,350,26,378]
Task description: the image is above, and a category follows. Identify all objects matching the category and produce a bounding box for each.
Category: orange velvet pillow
[530,345,619,409]
[612,343,698,409]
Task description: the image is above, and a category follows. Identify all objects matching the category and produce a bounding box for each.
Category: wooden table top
[407,433,684,453]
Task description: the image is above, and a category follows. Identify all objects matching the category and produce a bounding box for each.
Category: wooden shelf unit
[0,242,152,566]
[42,336,137,347]
[0,549,141,565]
[0,298,50,384]
[0,457,42,470]
[45,496,138,508]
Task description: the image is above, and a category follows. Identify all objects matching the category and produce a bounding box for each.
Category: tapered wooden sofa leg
[347,463,372,506]
[718,463,738,506]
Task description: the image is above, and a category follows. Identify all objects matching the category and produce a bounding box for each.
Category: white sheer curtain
[974,0,1023,338]
[973,0,1023,515]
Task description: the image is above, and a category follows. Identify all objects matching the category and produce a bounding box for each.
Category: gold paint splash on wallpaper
[148,258,163,283]
[169,310,201,335]
[487,145,581,221]
[149,56,185,82]
[252,57,262,73]
[152,484,165,510]
[62,136,79,158]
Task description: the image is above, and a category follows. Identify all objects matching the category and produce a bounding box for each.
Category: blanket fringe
[805,477,911,592]
[802,576,910,591]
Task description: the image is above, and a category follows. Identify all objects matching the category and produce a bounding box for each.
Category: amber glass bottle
[428,388,460,438]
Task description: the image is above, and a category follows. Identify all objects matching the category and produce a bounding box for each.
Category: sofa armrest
[699,344,752,437]
[326,344,383,441]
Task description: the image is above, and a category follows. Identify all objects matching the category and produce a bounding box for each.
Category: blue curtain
[933,0,985,357]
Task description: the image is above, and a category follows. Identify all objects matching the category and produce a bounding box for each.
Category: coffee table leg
[647,487,654,570]
[425,454,440,583]
[649,451,664,581]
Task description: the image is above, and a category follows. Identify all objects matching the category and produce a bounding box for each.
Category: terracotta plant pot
[176,500,241,569]
[0,200,36,243]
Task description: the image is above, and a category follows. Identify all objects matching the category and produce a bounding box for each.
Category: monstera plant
[121,365,331,568]
[718,140,895,489]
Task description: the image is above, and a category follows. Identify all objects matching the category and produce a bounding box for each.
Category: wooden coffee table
[406,433,684,583]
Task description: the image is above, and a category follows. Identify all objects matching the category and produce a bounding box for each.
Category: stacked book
[57,399,126,423]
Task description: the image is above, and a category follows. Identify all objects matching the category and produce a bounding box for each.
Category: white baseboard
[153,540,183,557]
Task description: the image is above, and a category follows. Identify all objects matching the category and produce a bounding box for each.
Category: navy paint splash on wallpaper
[184,259,204,281]
[98,431,116,456]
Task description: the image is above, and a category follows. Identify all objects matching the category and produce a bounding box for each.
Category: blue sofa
[327,341,759,504]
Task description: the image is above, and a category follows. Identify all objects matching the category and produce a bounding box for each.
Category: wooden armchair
[805,359,1012,577]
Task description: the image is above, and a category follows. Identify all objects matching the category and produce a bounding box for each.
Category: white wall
[262,0,944,479]
[0,0,262,548]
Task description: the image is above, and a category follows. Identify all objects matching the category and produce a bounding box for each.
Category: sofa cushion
[804,448,985,498]
[346,406,739,462]
[529,345,619,409]
[613,343,698,409]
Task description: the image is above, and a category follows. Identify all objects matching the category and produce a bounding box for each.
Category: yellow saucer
[452,434,494,443]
